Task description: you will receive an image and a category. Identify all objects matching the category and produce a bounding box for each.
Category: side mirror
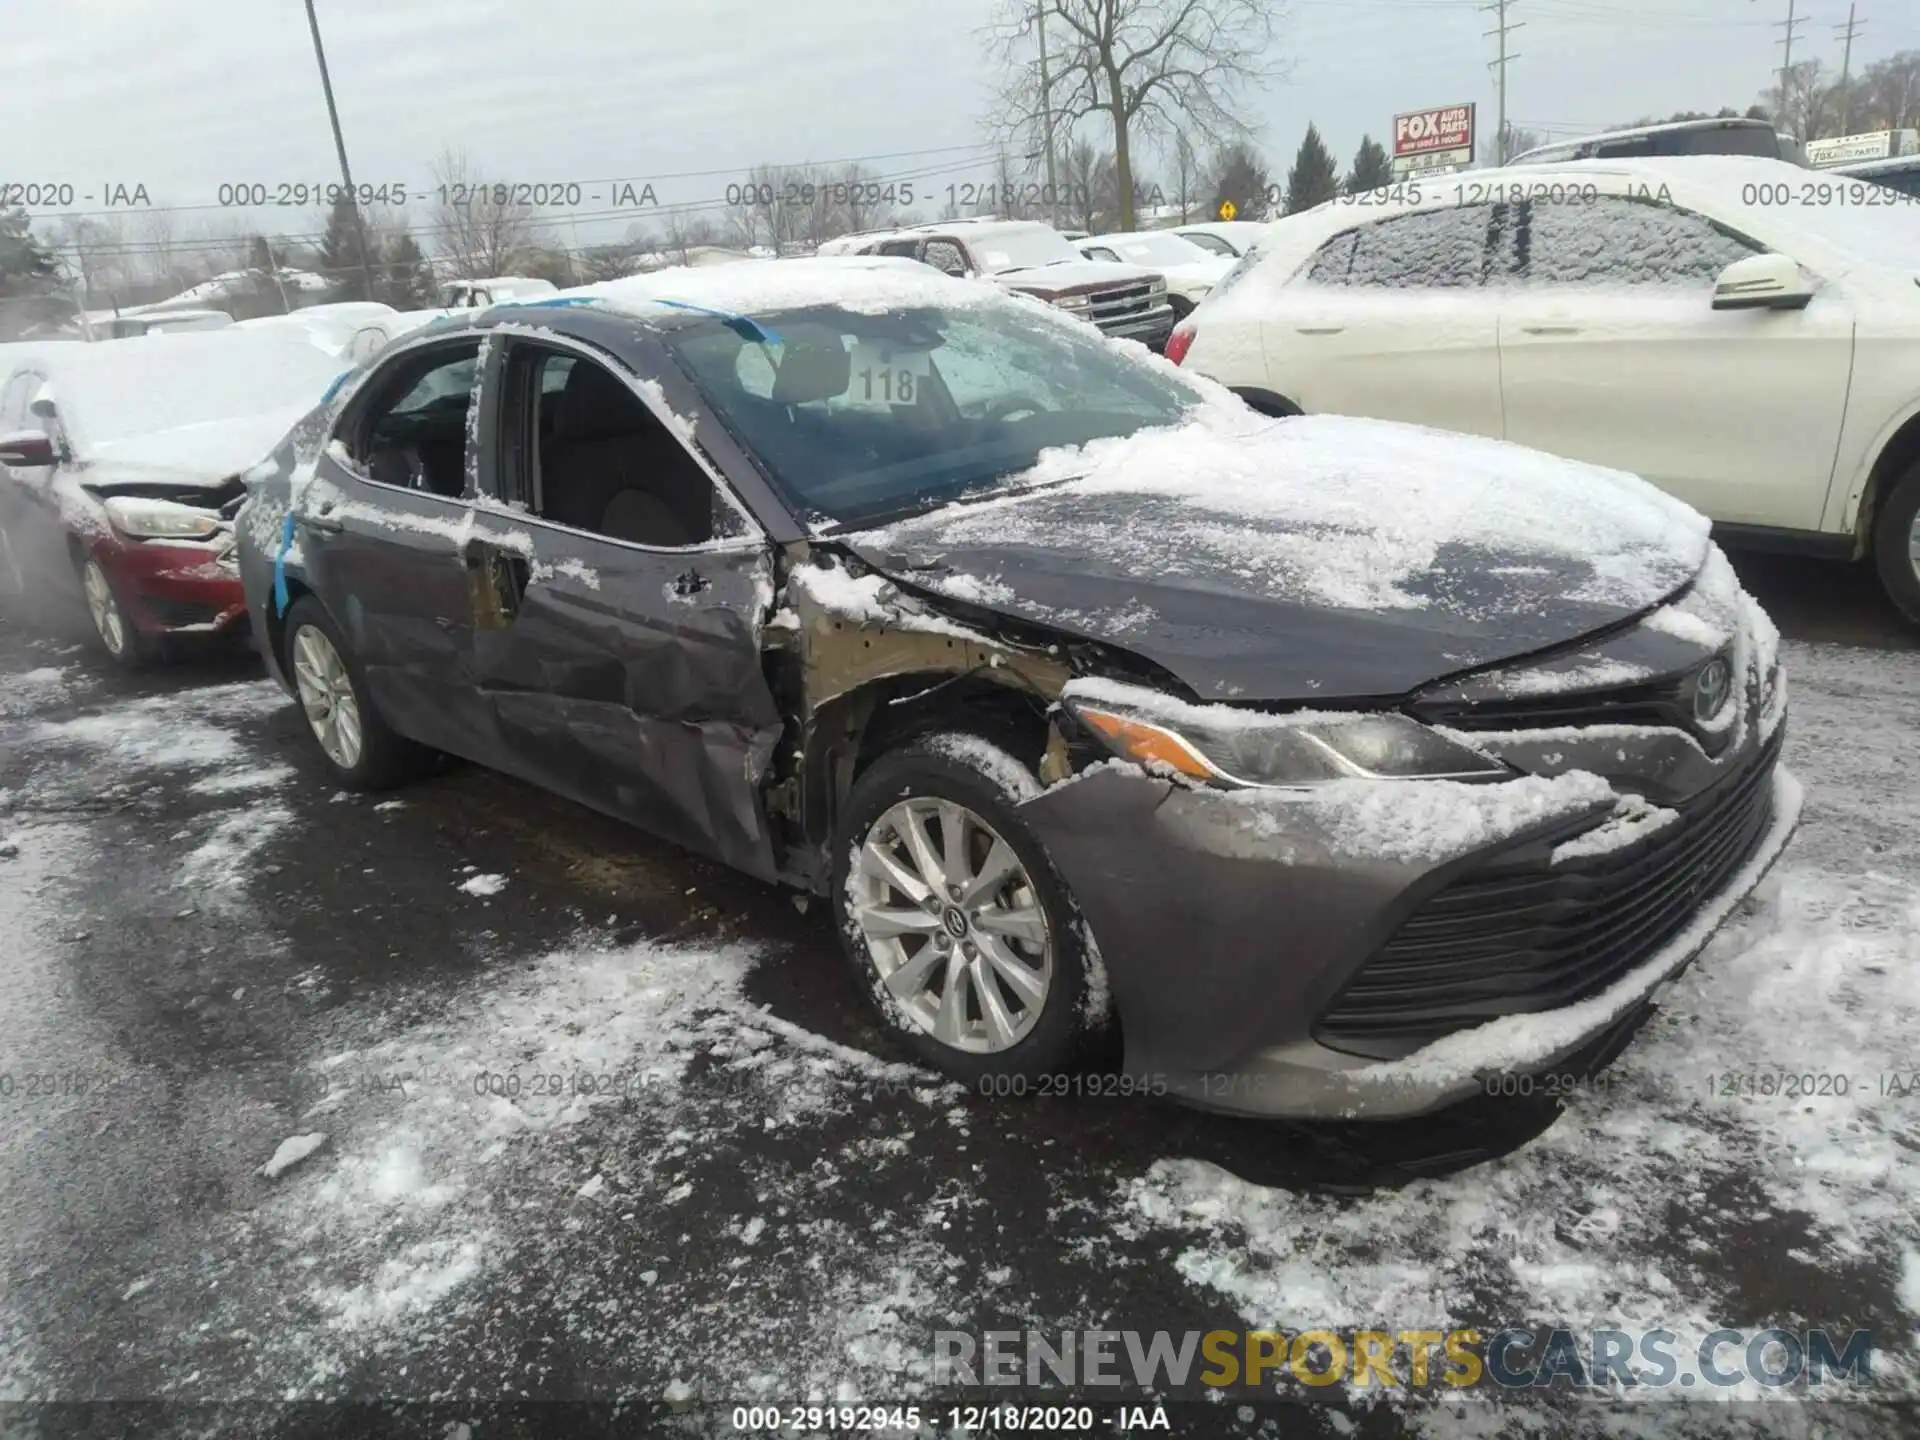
[0,430,55,468]
[1712,253,1814,312]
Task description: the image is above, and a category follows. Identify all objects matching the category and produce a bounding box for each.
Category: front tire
[80,556,156,668]
[1873,460,1920,627]
[832,733,1108,1084]
[282,595,433,790]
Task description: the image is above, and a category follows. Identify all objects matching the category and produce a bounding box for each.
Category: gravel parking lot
[2,551,1917,1438]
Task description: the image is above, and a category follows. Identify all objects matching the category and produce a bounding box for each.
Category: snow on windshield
[868,400,1710,615]
[52,331,345,448]
[972,228,1084,272]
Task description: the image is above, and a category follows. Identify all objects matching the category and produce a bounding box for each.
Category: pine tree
[1345,136,1393,195]
[0,207,58,296]
[380,231,435,309]
[1284,124,1341,215]
[317,194,370,300]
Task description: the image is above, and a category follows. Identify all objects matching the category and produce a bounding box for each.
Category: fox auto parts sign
[1392,104,1476,175]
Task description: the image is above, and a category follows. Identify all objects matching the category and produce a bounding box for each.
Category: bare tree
[658,210,721,266]
[1167,130,1202,223]
[1059,138,1118,233]
[838,163,889,236]
[1857,49,1920,132]
[135,208,182,290]
[431,147,539,278]
[986,0,1283,230]
[48,217,131,307]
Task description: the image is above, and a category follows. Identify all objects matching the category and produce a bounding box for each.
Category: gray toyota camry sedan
[235,256,1798,1120]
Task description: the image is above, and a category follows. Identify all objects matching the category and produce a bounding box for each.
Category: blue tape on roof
[320,370,351,404]
[650,299,783,345]
[495,296,599,309]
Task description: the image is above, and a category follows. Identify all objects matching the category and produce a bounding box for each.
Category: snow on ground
[1110,641,1920,1420]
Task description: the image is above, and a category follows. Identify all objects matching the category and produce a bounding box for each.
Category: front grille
[1316,728,1781,1052]
[142,596,225,628]
[1087,283,1155,325]
[1414,675,1691,733]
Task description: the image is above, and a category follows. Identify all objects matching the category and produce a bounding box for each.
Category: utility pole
[1834,5,1866,135]
[1774,0,1808,139]
[1036,0,1060,227]
[1482,0,1523,166]
[303,0,379,303]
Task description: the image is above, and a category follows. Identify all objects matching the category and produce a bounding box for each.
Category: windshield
[970,227,1084,273]
[666,300,1200,530]
[1103,233,1211,266]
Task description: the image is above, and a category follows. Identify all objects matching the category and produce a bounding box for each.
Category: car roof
[1833,154,1920,177]
[1510,116,1776,162]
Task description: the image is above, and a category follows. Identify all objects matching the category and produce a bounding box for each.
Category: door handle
[1519,324,1581,335]
[1295,326,1346,335]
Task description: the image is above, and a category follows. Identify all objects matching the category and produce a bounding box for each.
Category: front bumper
[1018,743,1800,1121]
[98,537,247,637]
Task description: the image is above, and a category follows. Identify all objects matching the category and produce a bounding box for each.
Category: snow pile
[0,666,73,720]
[457,873,508,897]
[867,405,1709,617]
[29,681,288,775]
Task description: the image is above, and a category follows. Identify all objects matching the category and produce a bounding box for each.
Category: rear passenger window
[1342,206,1495,288]
[1519,197,1759,287]
[352,342,481,497]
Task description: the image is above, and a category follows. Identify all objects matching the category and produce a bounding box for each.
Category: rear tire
[832,732,1109,1086]
[1872,460,1920,628]
[282,594,434,790]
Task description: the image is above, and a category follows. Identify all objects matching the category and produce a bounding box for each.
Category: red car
[0,331,345,665]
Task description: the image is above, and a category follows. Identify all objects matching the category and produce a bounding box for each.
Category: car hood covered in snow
[987,259,1159,293]
[86,404,319,486]
[846,408,1714,702]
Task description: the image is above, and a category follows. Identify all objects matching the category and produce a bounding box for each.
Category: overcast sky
[8,0,1918,256]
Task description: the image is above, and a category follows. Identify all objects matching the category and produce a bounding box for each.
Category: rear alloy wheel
[81,557,154,668]
[833,734,1107,1083]
[282,595,433,790]
[1872,460,1920,628]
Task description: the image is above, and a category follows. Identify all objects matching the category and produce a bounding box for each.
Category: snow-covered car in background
[817,220,1176,348]
[1508,117,1808,166]
[235,302,400,359]
[0,331,346,665]
[1836,153,1920,199]
[440,277,559,309]
[1077,230,1233,318]
[1170,219,1271,259]
[346,309,460,365]
[1174,156,1920,624]
[235,257,1795,1119]
[86,309,236,340]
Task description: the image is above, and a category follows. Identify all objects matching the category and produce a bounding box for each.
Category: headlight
[1066,696,1508,788]
[102,495,222,540]
[1053,293,1091,311]
[1148,278,1167,295]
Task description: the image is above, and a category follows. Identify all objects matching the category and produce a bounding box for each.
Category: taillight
[1164,323,1196,366]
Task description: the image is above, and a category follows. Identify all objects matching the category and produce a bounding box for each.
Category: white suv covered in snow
[1174,156,1920,622]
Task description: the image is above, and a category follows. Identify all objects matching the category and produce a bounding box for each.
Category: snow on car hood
[86,402,318,485]
[849,406,1713,702]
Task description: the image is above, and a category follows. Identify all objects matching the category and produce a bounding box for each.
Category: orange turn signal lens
[1076,708,1217,782]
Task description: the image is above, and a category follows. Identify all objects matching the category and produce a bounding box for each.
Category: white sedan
[1076,230,1232,319]
[1174,156,1920,623]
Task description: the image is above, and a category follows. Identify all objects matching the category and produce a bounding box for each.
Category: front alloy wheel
[82,557,150,667]
[832,732,1108,1083]
[849,796,1054,1054]
[291,624,363,771]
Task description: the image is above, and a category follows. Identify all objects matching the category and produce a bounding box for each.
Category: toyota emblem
[1693,657,1733,723]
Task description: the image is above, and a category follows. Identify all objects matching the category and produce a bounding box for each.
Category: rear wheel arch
[1857,408,1920,553]
[264,574,316,680]
[1231,386,1302,419]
